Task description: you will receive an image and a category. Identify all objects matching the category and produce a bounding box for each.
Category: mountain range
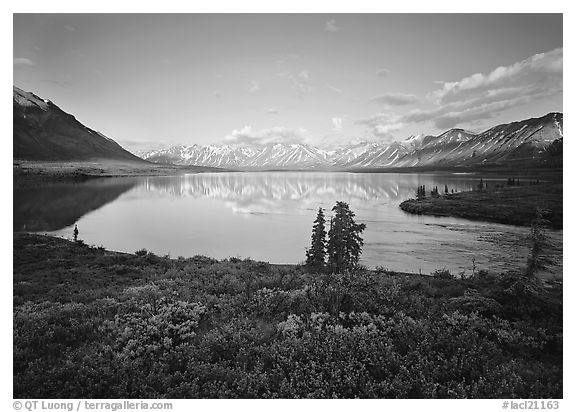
[143,112,562,170]
[13,86,143,162]
[13,86,562,169]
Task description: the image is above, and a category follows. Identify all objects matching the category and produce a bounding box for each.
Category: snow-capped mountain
[393,112,563,167]
[340,142,411,168]
[145,143,330,169]
[141,112,563,169]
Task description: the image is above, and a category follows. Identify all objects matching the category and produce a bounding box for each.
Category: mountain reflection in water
[15,172,561,276]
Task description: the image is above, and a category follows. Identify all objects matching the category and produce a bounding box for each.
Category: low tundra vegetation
[13,234,562,398]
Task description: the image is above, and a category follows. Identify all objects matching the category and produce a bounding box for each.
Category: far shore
[399,183,563,229]
[12,160,231,187]
[14,159,563,185]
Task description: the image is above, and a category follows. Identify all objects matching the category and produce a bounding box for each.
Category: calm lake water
[14,172,562,275]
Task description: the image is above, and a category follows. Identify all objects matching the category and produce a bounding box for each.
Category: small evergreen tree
[327,202,366,273]
[444,184,449,195]
[416,185,426,200]
[73,225,79,242]
[477,178,484,190]
[306,208,327,269]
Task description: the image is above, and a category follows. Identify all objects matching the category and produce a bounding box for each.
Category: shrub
[135,248,148,257]
[432,268,454,280]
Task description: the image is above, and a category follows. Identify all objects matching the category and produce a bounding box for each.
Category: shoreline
[399,183,562,230]
[13,160,233,188]
[14,232,421,278]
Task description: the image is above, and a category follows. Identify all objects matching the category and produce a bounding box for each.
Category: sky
[13,13,563,150]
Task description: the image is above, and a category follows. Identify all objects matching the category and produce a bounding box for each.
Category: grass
[13,233,562,398]
[399,183,562,229]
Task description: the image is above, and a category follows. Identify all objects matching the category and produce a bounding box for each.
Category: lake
[14,171,562,275]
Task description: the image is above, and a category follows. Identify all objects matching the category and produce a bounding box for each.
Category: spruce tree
[416,185,426,200]
[73,225,79,242]
[327,201,366,273]
[306,207,327,269]
[444,184,449,194]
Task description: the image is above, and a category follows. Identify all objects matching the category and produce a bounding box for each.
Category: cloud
[248,80,261,93]
[327,84,343,94]
[325,20,340,32]
[213,91,222,99]
[401,85,561,130]
[64,25,76,32]
[13,57,35,67]
[371,92,419,106]
[369,124,406,144]
[278,70,312,97]
[388,48,564,130]
[354,112,400,128]
[275,56,313,98]
[354,113,405,142]
[376,68,390,78]
[432,47,562,105]
[433,88,561,129]
[372,123,405,134]
[266,107,280,115]
[355,48,563,137]
[224,126,311,145]
[332,117,344,131]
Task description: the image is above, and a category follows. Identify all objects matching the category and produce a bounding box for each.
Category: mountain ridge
[143,112,563,170]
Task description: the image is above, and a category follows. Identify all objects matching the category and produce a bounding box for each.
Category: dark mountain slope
[13,86,145,162]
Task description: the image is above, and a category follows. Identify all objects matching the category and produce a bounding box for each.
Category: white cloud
[325,20,340,32]
[390,48,564,130]
[432,47,562,105]
[327,84,343,94]
[371,92,420,106]
[276,69,312,97]
[64,25,76,32]
[434,88,561,129]
[354,112,400,128]
[224,126,311,145]
[332,117,343,131]
[372,123,405,135]
[248,80,261,93]
[298,70,310,80]
[213,91,222,99]
[13,57,35,67]
[354,113,405,142]
[266,107,280,115]
[376,68,390,78]
[402,84,561,130]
